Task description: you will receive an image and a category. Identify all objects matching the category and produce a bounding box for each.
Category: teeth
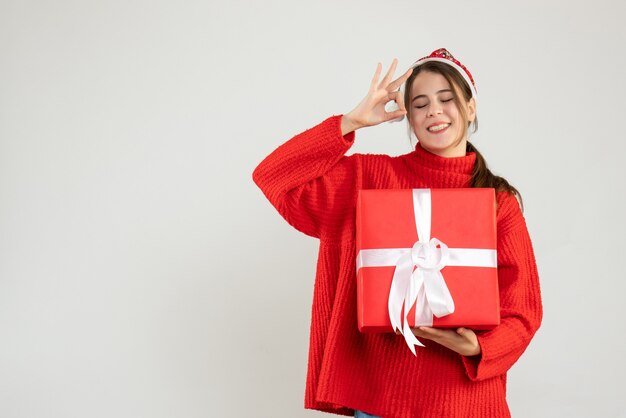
[428,123,450,132]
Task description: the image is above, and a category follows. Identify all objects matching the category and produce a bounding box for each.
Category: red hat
[388,48,476,123]
[410,48,477,98]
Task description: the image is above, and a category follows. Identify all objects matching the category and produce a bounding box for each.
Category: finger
[411,329,432,340]
[385,109,407,122]
[417,326,444,338]
[418,328,464,350]
[457,328,478,344]
[413,326,441,338]
[456,328,471,342]
[378,58,398,89]
[422,327,463,342]
[392,89,406,113]
[388,67,413,92]
[370,62,382,91]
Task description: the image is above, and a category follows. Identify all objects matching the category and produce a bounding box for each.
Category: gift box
[356,188,500,353]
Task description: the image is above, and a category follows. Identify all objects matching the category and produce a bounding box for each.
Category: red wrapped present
[356,188,500,354]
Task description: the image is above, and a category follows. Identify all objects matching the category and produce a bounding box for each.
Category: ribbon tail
[401,269,425,355]
[413,274,433,326]
[423,270,455,318]
[402,319,424,355]
[388,253,413,334]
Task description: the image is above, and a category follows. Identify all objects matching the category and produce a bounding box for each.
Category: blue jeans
[354,410,381,418]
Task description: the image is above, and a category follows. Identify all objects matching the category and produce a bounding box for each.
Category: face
[409,71,476,158]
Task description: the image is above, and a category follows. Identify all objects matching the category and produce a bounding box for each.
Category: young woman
[252,48,543,418]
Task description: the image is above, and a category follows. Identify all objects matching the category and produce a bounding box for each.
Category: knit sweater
[252,115,543,418]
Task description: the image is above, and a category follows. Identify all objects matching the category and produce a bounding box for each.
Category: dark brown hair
[403,61,524,212]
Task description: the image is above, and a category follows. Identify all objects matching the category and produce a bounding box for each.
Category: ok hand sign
[341,58,413,135]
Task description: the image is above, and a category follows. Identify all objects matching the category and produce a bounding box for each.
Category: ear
[467,97,476,123]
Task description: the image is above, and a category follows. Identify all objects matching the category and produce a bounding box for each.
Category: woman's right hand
[341,58,413,135]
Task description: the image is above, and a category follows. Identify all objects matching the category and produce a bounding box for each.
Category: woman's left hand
[411,326,481,357]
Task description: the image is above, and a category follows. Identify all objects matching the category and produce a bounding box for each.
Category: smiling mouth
[427,123,451,133]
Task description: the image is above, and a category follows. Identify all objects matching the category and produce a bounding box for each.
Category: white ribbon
[356,189,497,355]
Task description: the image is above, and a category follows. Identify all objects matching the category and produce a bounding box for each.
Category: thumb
[456,327,466,335]
[386,110,406,123]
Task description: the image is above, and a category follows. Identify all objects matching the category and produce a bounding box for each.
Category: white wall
[1,0,624,416]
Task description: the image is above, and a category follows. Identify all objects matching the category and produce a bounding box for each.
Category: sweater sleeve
[252,115,361,240]
[461,192,543,381]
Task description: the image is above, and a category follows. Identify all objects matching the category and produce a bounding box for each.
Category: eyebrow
[412,89,453,102]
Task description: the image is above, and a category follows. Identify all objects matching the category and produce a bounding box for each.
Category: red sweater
[252,115,543,418]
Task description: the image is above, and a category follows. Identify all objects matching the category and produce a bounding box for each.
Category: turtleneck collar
[404,141,477,189]
[413,141,476,175]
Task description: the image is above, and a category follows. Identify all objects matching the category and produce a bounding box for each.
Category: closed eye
[414,98,454,109]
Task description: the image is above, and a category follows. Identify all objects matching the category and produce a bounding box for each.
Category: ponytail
[466,141,524,213]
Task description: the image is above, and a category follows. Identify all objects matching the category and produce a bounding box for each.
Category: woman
[252,48,543,417]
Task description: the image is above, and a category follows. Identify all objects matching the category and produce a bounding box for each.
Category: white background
[1,0,625,417]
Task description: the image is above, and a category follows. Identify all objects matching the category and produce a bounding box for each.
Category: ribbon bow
[387,189,455,354]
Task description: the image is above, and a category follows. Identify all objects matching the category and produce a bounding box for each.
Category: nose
[427,101,443,117]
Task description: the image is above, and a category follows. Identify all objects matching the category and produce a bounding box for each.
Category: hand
[410,326,481,357]
[342,58,413,134]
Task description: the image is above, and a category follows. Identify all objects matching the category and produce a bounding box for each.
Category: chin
[422,129,463,145]
[419,137,455,151]
[418,136,466,157]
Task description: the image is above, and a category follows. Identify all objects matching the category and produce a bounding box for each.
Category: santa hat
[410,48,477,99]
[389,48,476,122]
